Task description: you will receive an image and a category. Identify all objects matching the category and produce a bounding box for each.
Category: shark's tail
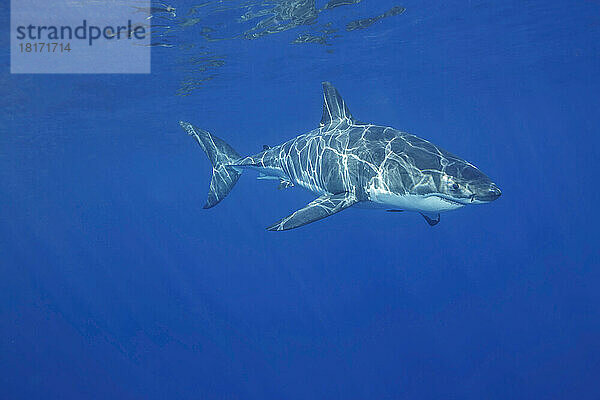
[180,121,242,209]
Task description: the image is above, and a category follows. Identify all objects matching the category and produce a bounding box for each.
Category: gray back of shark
[180,82,501,231]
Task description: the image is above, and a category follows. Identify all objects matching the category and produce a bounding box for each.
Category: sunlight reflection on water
[144,0,406,95]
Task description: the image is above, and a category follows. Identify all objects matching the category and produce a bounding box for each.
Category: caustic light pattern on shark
[180,82,501,231]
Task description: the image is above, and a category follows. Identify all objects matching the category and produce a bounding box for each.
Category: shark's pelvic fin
[320,82,355,126]
[420,212,440,226]
[278,179,294,190]
[267,192,358,231]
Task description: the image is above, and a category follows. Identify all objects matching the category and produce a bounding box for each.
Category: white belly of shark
[367,187,464,213]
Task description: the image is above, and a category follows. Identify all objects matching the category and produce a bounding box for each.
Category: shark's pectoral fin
[420,212,440,226]
[267,192,358,231]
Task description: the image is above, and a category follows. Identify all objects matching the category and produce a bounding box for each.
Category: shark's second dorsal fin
[320,82,355,126]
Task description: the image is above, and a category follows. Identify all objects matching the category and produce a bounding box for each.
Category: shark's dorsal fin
[320,82,355,126]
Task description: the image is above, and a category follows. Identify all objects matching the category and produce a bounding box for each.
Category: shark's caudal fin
[180,121,241,209]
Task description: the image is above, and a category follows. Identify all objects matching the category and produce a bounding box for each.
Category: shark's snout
[475,184,501,202]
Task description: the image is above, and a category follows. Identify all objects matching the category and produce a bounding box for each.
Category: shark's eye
[452,183,460,190]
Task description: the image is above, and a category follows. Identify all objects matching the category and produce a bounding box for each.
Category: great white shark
[180,82,501,231]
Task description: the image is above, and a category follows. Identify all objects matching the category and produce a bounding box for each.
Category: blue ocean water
[1,1,599,398]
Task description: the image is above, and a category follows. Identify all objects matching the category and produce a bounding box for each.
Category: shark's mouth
[428,195,469,206]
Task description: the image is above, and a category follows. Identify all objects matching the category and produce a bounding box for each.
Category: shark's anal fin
[420,212,440,226]
[257,173,278,181]
[267,192,357,231]
[257,174,294,189]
